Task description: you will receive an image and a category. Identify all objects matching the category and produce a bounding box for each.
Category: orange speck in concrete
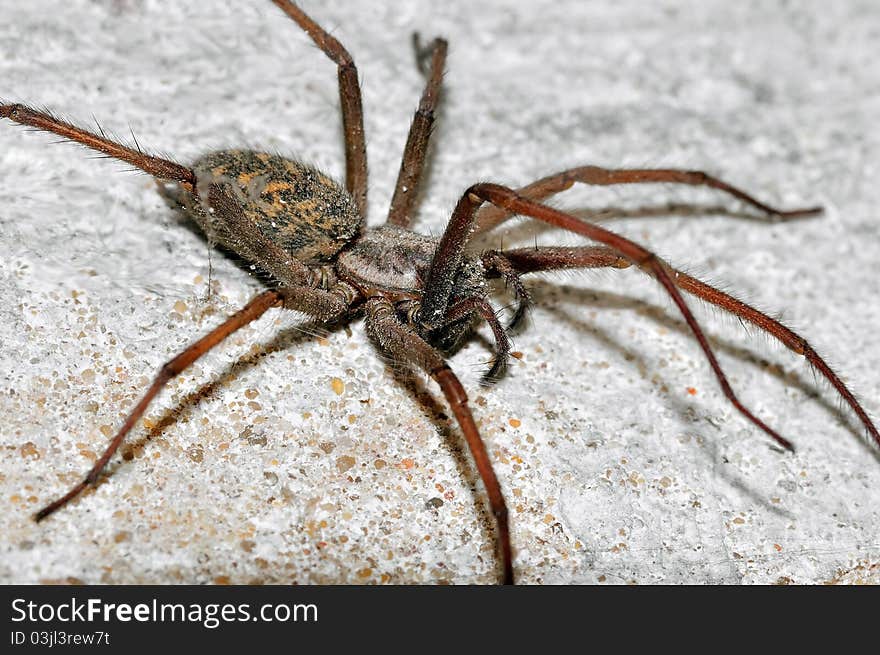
[336,456,356,473]
[20,442,40,460]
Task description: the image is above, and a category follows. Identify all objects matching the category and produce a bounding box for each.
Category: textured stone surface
[1,0,878,584]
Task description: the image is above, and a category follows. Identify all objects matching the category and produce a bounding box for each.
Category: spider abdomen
[190,150,361,263]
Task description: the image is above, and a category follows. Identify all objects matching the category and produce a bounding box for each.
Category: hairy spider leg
[366,298,513,584]
[426,183,807,451]
[474,166,823,235]
[482,246,629,329]
[33,279,358,522]
[34,290,285,521]
[387,37,448,228]
[271,0,368,219]
[483,245,880,450]
[443,295,511,382]
[0,104,195,188]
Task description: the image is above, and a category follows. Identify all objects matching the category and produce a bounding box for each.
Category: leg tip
[776,205,823,219]
[33,507,52,523]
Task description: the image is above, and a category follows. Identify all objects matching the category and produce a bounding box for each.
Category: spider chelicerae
[3,1,878,584]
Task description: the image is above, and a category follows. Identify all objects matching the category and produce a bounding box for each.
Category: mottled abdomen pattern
[190,150,361,263]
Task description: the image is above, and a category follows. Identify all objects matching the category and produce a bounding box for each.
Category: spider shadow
[532,294,788,516]
[91,310,501,579]
[521,278,880,469]
[470,201,818,251]
[97,314,350,482]
[456,201,828,521]
[375,354,503,574]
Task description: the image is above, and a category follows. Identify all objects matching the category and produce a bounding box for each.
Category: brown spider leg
[443,296,511,382]
[271,0,368,218]
[673,273,879,449]
[483,245,880,449]
[473,166,823,235]
[482,246,629,329]
[387,37,448,228]
[0,104,195,189]
[412,33,437,77]
[486,245,631,273]
[199,181,314,288]
[34,289,284,521]
[425,184,800,451]
[365,297,513,584]
[481,252,531,329]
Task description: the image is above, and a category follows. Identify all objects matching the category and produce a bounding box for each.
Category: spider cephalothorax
[2,0,877,585]
[336,224,490,352]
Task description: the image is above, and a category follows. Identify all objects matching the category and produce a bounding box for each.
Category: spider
[3,1,878,585]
